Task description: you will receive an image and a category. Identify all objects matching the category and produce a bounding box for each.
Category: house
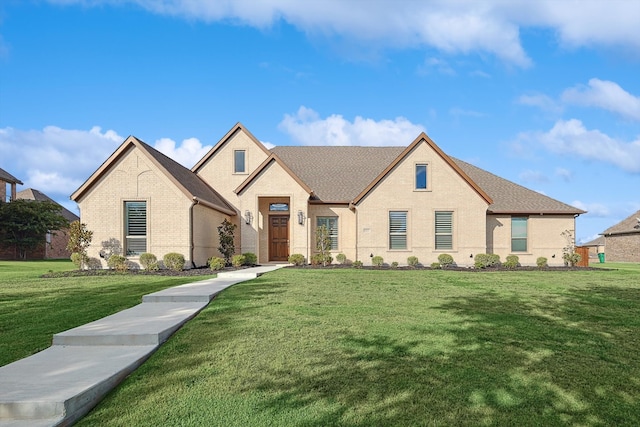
[600,210,640,263]
[580,235,605,261]
[15,189,80,259]
[0,168,23,202]
[71,123,585,268]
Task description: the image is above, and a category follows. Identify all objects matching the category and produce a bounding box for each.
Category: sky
[1,0,639,244]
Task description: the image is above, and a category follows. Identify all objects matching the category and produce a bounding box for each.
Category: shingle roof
[451,158,585,215]
[0,168,23,185]
[601,209,640,236]
[16,188,79,223]
[270,145,584,214]
[134,138,236,214]
[582,235,605,247]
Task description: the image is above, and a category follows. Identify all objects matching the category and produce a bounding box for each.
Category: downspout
[190,199,197,269]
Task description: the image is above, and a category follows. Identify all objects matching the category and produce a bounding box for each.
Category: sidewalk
[0,265,283,427]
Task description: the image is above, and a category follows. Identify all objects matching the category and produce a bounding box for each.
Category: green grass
[0,260,216,367]
[77,268,640,426]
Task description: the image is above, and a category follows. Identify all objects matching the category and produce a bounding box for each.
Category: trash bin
[598,253,605,263]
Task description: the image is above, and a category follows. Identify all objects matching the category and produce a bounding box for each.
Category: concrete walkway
[0,265,283,427]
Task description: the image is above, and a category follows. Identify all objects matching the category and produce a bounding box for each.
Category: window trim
[389,210,408,250]
[233,149,247,174]
[124,200,147,257]
[511,216,528,252]
[435,211,453,251]
[316,216,339,251]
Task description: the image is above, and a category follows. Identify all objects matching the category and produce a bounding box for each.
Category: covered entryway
[269,215,290,261]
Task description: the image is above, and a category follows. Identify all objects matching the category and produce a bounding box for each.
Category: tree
[66,221,93,269]
[0,199,69,259]
[316,224,332,267]
[217,218,237,265]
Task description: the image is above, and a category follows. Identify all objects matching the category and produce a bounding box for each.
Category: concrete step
[0,345,157,426]
[53,302,208,346]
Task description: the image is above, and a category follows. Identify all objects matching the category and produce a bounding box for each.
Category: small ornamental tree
[0,199,69,259]
[561,229,581,267]
[217,219,237,265]
[315,224,332,267]
[66,221,93,269]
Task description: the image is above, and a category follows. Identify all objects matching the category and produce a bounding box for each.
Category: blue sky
[1,0,639,243]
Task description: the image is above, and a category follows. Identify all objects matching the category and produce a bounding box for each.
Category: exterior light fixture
[244,210,252,225]
[297,210,305,225]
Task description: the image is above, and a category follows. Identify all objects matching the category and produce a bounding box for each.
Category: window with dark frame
[389,211,407,250]
[125,201,146,256]
[416,164,427,190]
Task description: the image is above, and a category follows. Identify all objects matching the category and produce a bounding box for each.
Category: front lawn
[79,268,640,426]
[0,260,216,366]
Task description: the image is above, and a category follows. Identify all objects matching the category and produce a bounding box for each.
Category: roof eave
[234,154,313,195]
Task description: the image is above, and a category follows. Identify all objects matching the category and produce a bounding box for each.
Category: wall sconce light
[297,210,305,225]
[552,254,556,258]
[244,210,252,225]
[470,254,473,258]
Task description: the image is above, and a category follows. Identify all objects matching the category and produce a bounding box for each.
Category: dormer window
[234,150,246,173]
[415,163,430,190]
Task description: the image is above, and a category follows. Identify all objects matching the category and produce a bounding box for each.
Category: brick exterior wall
[605,233,640,263]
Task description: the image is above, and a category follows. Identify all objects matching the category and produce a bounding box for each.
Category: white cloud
[278,106,425,146]
[0,126,124,199]
[518,119,640,173]
[555,167,573,182]
[561,78,640,121]
[571,200,610,217]
[517,93,563,114]
[153,137,212,168]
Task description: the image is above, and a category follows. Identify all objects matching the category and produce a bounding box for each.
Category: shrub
[86,257,103,270]
[107,254,127,272]
[536,257,548,268]
[407,256,419,268]
[242,252,257,266]
[563,252,581,267]
[504,255,520,269]
[391,261,399,269]
[66,221,93,270]
[335,253,347,264]
[288,253,306,266]
[438,253,455,268]
[70,252,88,269]
[430,262,441,269]
[163,252,185,272]
[352,260,363,268]
[208,257,225,271]
[139,253,159,271]
[371,255,384,267]
[232,254,245,268]
[311,253,333,266]
[217,219,237,265]
[474,253,501,269]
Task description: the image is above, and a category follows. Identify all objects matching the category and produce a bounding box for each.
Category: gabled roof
[452,158,585,215]
[0,168,23,185]
[71,136,236,216]
[16,188,79,223]
[601,209,640,236]
[192,122,271,173]
[582,235,605,247]
[234,153,314,196]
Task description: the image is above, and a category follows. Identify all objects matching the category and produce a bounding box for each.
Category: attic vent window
[269,203,289,211]
[234,150,246,173]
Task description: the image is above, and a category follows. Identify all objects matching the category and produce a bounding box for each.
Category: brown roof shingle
[0,168,23,185]
[601,209,640,236]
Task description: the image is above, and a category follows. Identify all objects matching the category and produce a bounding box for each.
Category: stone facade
[604,233,640,263]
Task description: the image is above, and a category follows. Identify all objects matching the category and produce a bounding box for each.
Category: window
[234,150,246,173]
[389,211,407,250]
[317,217,338,250]
[435,211,453,250]
[511,217,528,252]
[125,201,146,256]
[269,203,289,211]
[416,164,427,190]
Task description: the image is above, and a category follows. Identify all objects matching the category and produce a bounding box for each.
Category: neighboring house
[71,123,585,268]
[580,235,605,261]
[0,167,23,202]
[600,210,640,263]
[15,189,80,259]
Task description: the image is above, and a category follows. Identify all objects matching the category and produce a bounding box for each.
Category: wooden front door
[269,215,290,261]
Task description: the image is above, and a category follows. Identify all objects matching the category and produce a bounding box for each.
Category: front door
[269,215,290,261]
